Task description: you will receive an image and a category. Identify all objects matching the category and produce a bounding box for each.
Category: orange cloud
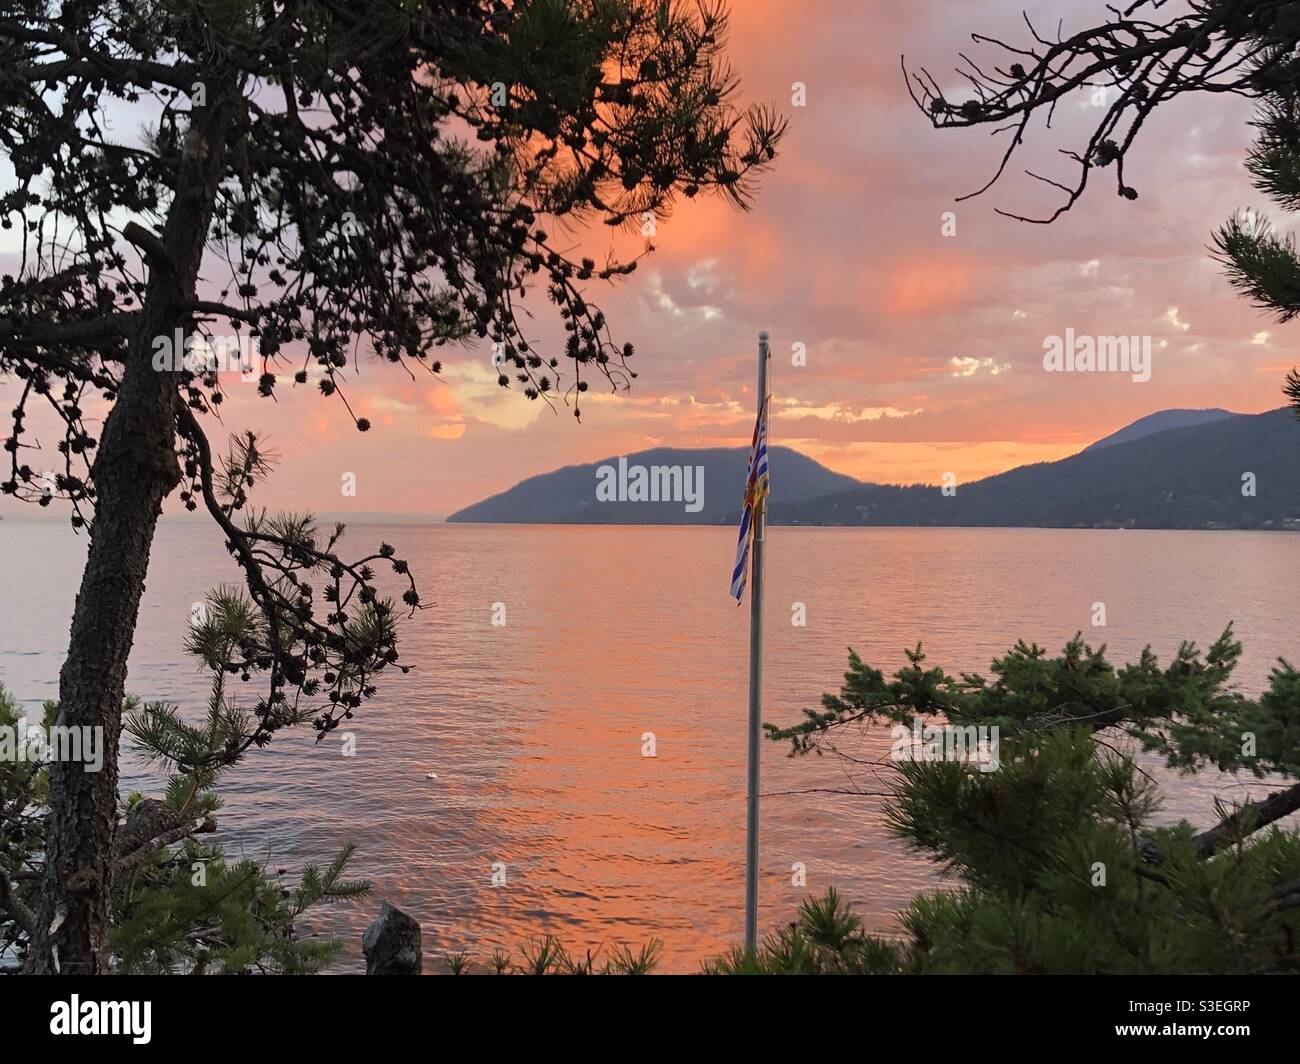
[424,385,462,417]
[880,258,977,318]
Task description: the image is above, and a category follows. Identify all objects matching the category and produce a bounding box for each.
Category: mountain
[1084,408,1236,451]
[776,408,1300,530]
[447,408,1300,530]
[446,445,860,524]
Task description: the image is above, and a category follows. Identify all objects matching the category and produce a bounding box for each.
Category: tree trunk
[28,81,237,974]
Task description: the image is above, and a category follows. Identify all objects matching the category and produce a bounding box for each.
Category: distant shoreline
[3,513,1296,533]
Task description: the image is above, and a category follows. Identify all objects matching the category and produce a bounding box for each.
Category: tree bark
[1191,780,1300,858]
[28,79,237,974]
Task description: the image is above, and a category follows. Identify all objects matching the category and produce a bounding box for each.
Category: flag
[729,397,770,602]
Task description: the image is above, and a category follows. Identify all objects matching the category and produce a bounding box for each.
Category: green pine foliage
[435,937,663,975]
[0,587,374,973]
[0,687,51,966]
[110,835,370,975]
[745,632,1300,975]
[1210,13,1300,413]
[768,626,1299,778]
[706,889,904,975]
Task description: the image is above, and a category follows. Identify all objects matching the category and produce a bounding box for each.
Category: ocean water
[1,520,1296,972]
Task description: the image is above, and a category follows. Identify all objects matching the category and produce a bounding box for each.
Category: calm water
[1,521,1297,972]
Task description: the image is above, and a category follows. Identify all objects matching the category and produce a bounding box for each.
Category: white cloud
[686,260,722,292]
[778,399,923,422]
[950,356,1010,378]
[439,360,544,431]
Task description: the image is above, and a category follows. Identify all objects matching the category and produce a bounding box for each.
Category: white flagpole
[744,330,770,953]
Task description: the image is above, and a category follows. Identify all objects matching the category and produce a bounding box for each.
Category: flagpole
[744,330,770,954]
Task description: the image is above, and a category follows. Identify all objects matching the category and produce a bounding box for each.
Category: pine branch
[0,869,37,938]
[1212,211,1300,321]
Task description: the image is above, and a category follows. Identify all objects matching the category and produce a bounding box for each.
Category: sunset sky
[3,0,1292,518]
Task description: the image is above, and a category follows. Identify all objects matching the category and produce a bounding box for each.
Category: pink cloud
[2,1,1287,520]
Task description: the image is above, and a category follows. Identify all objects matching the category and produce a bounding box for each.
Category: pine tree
[906,0,1300,416]
[0,1,785,972]
[1212,44,1300,415]
[752,631,1300,974]
[0,584,374,974]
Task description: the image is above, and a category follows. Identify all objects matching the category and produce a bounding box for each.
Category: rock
[362,902,422,975]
